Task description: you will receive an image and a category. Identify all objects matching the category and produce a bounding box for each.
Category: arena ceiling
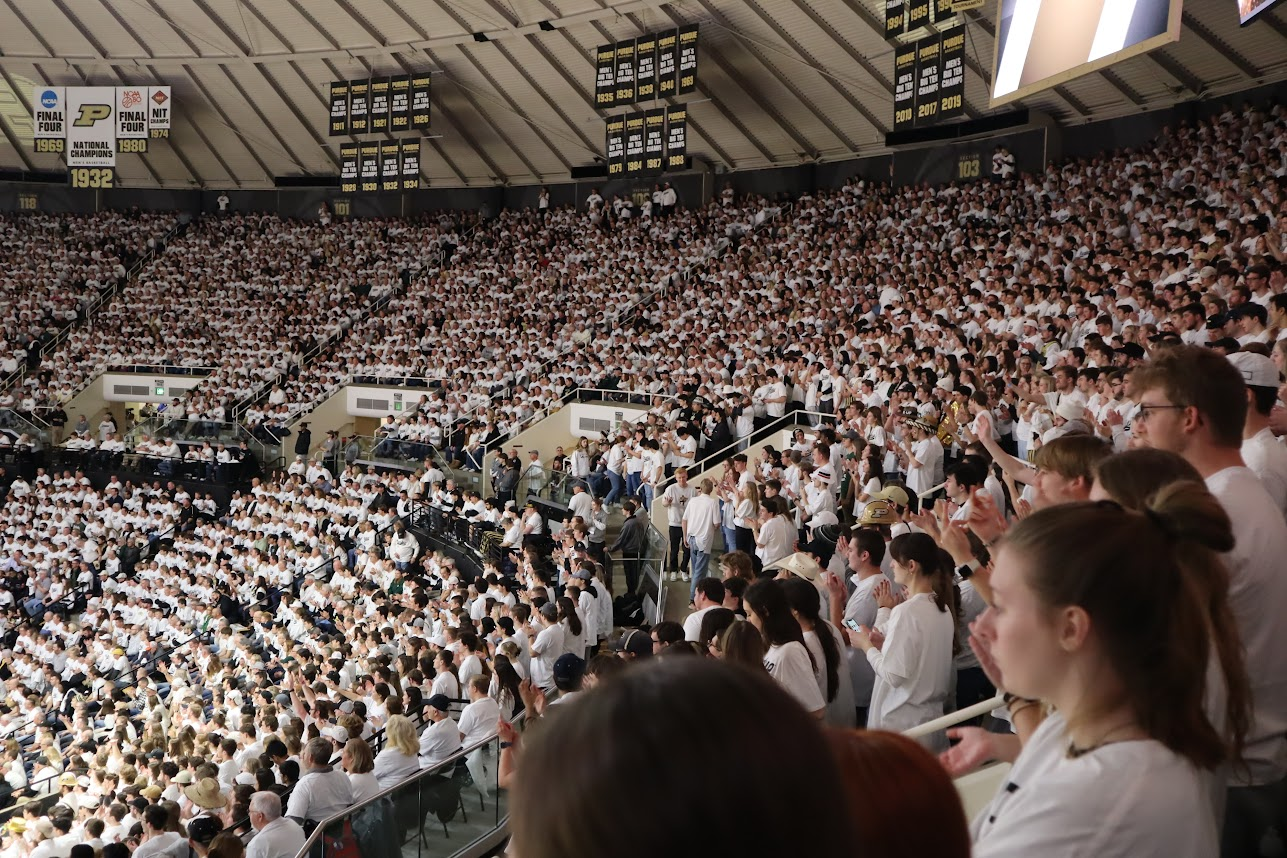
[0,0,1285,188]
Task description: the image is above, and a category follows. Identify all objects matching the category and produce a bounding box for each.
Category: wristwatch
[956,558,980,579]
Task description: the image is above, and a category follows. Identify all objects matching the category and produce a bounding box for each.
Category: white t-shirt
[972,712,1216,858]
[682,605,718,642]
[1205,466,1287,786]
[755,515,796,568]
[866,592,954,746]
[763,640,825,714]
[1241,428,1287,519]
[529,623,565,690]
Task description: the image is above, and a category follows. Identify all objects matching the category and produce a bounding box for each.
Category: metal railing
[292,711,525,858]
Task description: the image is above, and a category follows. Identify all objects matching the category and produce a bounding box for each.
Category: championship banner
[932,0,958,24]
[614,40,637,105]
[665,104,687,169]
[409,73,431,129]
[349,79,370,134]
[400,138,420,190]
[148,86,171,138]
[389,75,410,131]
[885,0,906,38]
[115,87,149,154]
[595,44,617,108]
[914,34,942,126]
[677,24,699,94]
[606,115,625,178]
[32,86,65,154]
[66,87,116,188]
[624,113,645,177]
[893,43,918,131]
[635,34,658,101]
[359,141,380,192]
[340,143,359,193]
[939,26,966,122]
[643,107,665,174]
[329,81,349,136]
[656,30,678,98]
[380,140,400,191]
[907,0,931,30]
[369,77,391,133]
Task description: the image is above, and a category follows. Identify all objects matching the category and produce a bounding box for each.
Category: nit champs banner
[148,86,171,138]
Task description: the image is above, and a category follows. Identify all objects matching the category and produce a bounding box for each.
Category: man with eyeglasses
[1130,344,1287,858]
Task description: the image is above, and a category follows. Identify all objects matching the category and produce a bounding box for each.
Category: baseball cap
[186,816,224,847]
[426,694,452,712]
[807,511,839,529]
[1227,351,1279,388]
[612,629,652,658]
[763,551,824,582]
[552,653,585,686]
[874,486,910,507]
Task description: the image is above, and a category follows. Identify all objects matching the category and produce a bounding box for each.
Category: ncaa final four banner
[595,45,617,108]
[656,30,678,98]
[665,105,687,170]
[339,143,358,193]
[147,86,171,138]
[409,73,431,130]
[635,34,657,101]
[605,115,625,178]
[380,140,401,191]
[329,81,349,136]
[115,87,149,154]
[389,75,410,131]
[370,77,391,133]
[400,139,420,190]
[32,86,65,154]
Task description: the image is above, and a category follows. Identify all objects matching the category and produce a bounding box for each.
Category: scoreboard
[32,85,172,188]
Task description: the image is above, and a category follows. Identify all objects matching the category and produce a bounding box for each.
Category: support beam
[1182,10,1261,79]
[455,44,577,169]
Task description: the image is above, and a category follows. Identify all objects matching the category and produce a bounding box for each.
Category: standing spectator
[608,501,647,594]
[682,479,721,596]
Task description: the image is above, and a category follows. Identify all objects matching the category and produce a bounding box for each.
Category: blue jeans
[641,484,655,511]
[605,470,625,504]
[626,472,642,499]
[722,525,737,553]
[689,539,710,602]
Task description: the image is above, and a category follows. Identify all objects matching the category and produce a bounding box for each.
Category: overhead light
[473,32,490,42]
[539,20,556,31]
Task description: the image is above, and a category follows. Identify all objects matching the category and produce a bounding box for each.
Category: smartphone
[844,619,862,632]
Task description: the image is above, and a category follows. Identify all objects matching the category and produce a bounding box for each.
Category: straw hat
[183,777,228,810]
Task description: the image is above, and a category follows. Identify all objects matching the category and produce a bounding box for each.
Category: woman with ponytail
[844,532,957,749]
[967,486,1248,858]
[781,576,856,728]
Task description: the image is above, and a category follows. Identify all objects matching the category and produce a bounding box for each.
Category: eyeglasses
[1135,404,1187,422]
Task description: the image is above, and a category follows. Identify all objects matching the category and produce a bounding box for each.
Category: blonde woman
[372,715,421,789]
[733,481,760,556]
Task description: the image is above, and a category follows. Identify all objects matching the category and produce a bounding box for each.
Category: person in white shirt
[418,695,463,769]
[660,468,696,581]
[340,738,381,805]
[1227,351,1287,518]
[130,805,187,858]
[966,493,1244,858]
[247,791,306,858]
[458,675,501,789]
[845,533,954,750]
[682,479,722,598]
[682,577,725,642]
[528,603,565,694]
[286,738,354,828]
[567,482,593,523]
[373,715,423,789]
[744,577,826,718]
[1130,345,1287,856]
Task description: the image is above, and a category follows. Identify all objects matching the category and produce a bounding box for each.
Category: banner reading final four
[32,86,65,154]
[65,87,116,167]
[115,87,149,153]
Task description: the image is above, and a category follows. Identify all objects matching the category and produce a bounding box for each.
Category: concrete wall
[296,386,356,456]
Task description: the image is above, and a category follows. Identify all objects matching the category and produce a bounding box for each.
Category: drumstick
[917,481,947,499]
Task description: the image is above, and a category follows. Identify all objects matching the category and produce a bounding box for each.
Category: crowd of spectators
[0,94,1284,858]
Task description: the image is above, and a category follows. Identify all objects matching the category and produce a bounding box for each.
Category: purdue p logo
[73,104,111,126]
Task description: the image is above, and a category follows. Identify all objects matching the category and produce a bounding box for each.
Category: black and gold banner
[409,73,431,129]
[624,112,645,177]
[349,79,370,134]
[939,26,966,121]
[677,24,699,94]
[329,81,349,136]
[914,33,942,126]
[340,143,358,193]
[370,77,391,133]
[665,104,687,169]
[656,30,678,98]
[907,0,932,29]
[893,43,917,131]
[885,0,906,38]
[614,40,637,105]
[635,34,658,101]
[606,114,625,178]
[359,141,380,192]
[643,107,665,174]
[389,75,410,131]
[380,140,400,191]
[400,139,420,190]
[595,44,617,108]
